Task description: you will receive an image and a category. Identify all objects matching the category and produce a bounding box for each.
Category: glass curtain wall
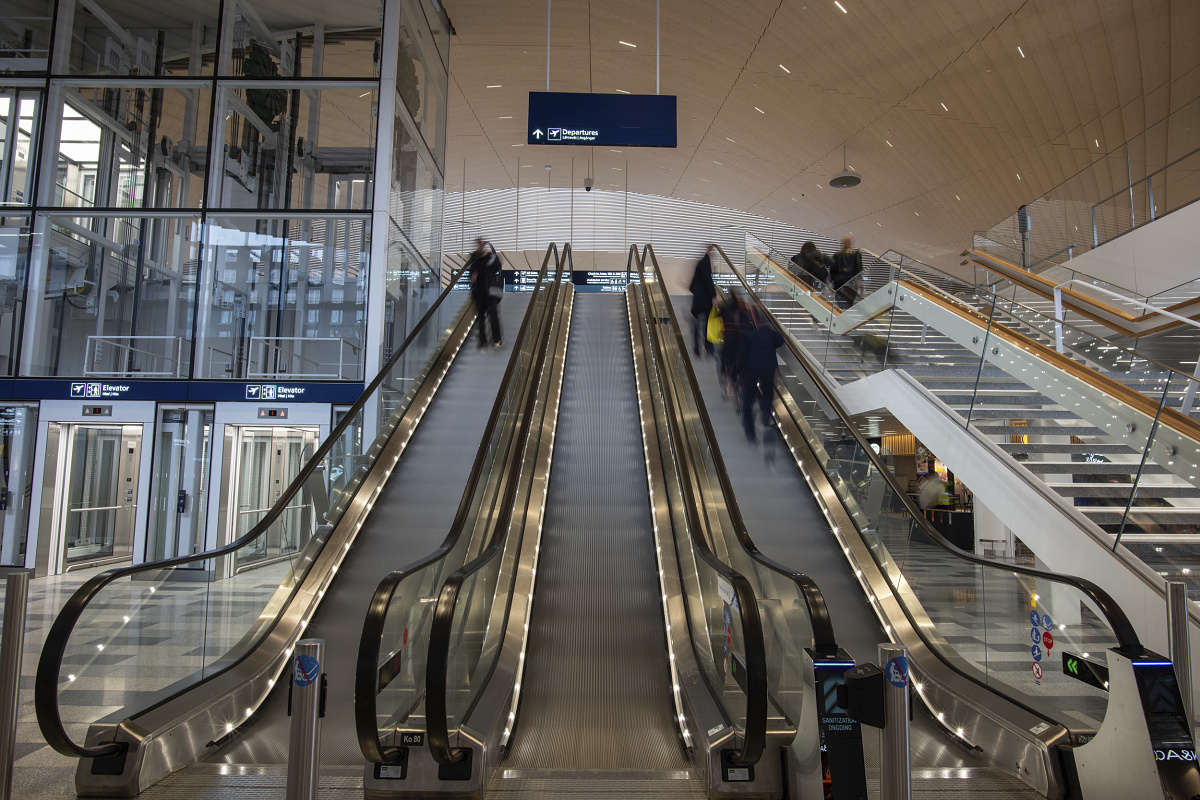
[8,0,455,381]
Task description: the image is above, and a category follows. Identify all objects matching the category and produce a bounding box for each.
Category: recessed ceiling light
[915,211,919,216]
[359,91,371,98]
[522,165,532,168]
[1095,139,1100,147]
[885,140,893,147]
[754,106,765,114]
[500,116,513,119]
[615,89,630,94]
[1016,173,1021,180]
[512,143,524,146]
[955,195,961,200]
[940,102,948,111]
[791,197,797,201]
[725,137,736,142]
[611,149,622,152]
[877,222,882,226]
[487,84,502,88]
[619,41,636,47]
[779,64,790,73]
[713,160,722,165]
[834,0,848,12]
[1017,46,1025,57]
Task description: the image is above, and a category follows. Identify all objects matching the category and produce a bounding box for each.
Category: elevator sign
[527,92,677,148]
[70,382,132,399]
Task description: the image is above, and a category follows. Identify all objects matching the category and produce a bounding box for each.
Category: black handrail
[713,243,1144,655]
[637,245,841,656]
[423,246,570,763]
[36,259,477,760]
[355,243,564,765]
[630,244,765,766]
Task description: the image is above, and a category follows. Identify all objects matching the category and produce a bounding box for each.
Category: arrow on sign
[532,129,544,139]
[1066,657,1079,676]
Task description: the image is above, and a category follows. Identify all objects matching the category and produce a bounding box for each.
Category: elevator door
[147,408,212,562]
[221,425,319,573]
[58,424,141,570]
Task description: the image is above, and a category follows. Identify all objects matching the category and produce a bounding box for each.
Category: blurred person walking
[468,238,504,348]
[689,245,718,357]
[829,235,864,307]
[738,303,784,445]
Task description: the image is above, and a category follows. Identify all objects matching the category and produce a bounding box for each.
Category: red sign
[1042,632,1054,650]
[1032,662,1044,680]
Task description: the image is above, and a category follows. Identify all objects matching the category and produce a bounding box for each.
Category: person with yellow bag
[689,245,718,358]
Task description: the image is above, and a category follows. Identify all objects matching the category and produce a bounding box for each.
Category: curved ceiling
[441,0,1200,274]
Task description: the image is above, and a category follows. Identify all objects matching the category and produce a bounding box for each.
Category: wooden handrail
[752,247,1200,446]
[963,250,1200,337]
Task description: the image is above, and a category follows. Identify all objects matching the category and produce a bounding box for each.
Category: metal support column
[1168,582,1193,738]
[0,571,30,800]
[879,643,911,800]
[286,639,326,800]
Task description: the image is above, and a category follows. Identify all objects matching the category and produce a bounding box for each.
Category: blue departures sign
[527,92,678,148]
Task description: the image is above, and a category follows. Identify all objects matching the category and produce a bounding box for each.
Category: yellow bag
[706,308,724,345]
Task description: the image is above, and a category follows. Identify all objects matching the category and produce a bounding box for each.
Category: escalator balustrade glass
[357,245,566,764]
[711,245,1138,733]
[36,260,475,758]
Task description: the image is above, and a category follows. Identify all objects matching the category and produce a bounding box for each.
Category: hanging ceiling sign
[527,92,677,148]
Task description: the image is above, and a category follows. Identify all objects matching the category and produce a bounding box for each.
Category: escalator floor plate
[489,768,703,799]
[133,765,361,799]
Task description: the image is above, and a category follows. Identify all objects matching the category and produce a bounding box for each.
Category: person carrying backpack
[468,238,504,348]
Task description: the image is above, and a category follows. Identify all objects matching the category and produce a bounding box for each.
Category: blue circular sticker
[1031,644,1043,662]
[294,654,320,686]
[1030,610,1040,627]
[1031,627,1043,644]
[1042,613,1053,631]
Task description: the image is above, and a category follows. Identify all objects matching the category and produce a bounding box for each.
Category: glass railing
[711,245,1143,732]
[356,243,566,765]
[734,235,1200,586]
[35,253,480,759]
[634,244,845,764]
[974,94,1200,293]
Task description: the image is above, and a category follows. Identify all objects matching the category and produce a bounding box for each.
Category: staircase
[733,246,1200,571]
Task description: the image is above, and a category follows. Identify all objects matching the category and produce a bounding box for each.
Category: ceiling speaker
[829,169,862,188]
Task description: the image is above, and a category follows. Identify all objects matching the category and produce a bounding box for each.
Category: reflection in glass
[216,84,377,211]
[28,214,199,377]
[0,90,38,206]
[199,216,369,380]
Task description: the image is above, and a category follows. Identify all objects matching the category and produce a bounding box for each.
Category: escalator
[698,242,1200,798]
[357,246,848,798]
[31,245,564,796]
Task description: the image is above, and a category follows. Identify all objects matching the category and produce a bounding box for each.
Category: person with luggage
[689,245,719,357]
[468,238,504,348]
[719,289,749,398]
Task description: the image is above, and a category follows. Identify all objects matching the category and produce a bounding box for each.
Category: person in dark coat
[718,290,749,397]
[468,238,503,348]
[689,245,718,357]
[790,241,832,290]
[829,235,864,307]
[738,304,784,443]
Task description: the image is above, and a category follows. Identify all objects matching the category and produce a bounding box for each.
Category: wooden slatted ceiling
[443,0,1199,276]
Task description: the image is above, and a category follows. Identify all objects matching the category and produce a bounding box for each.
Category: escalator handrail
[423,245,571,764]
[631,244,766,766]
[36,260,476,760]
[637,245,841,654]
[713,243,1144,654]
[355,243,564,766]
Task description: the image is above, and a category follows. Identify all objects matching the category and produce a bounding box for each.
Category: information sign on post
[527,92,677,148]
